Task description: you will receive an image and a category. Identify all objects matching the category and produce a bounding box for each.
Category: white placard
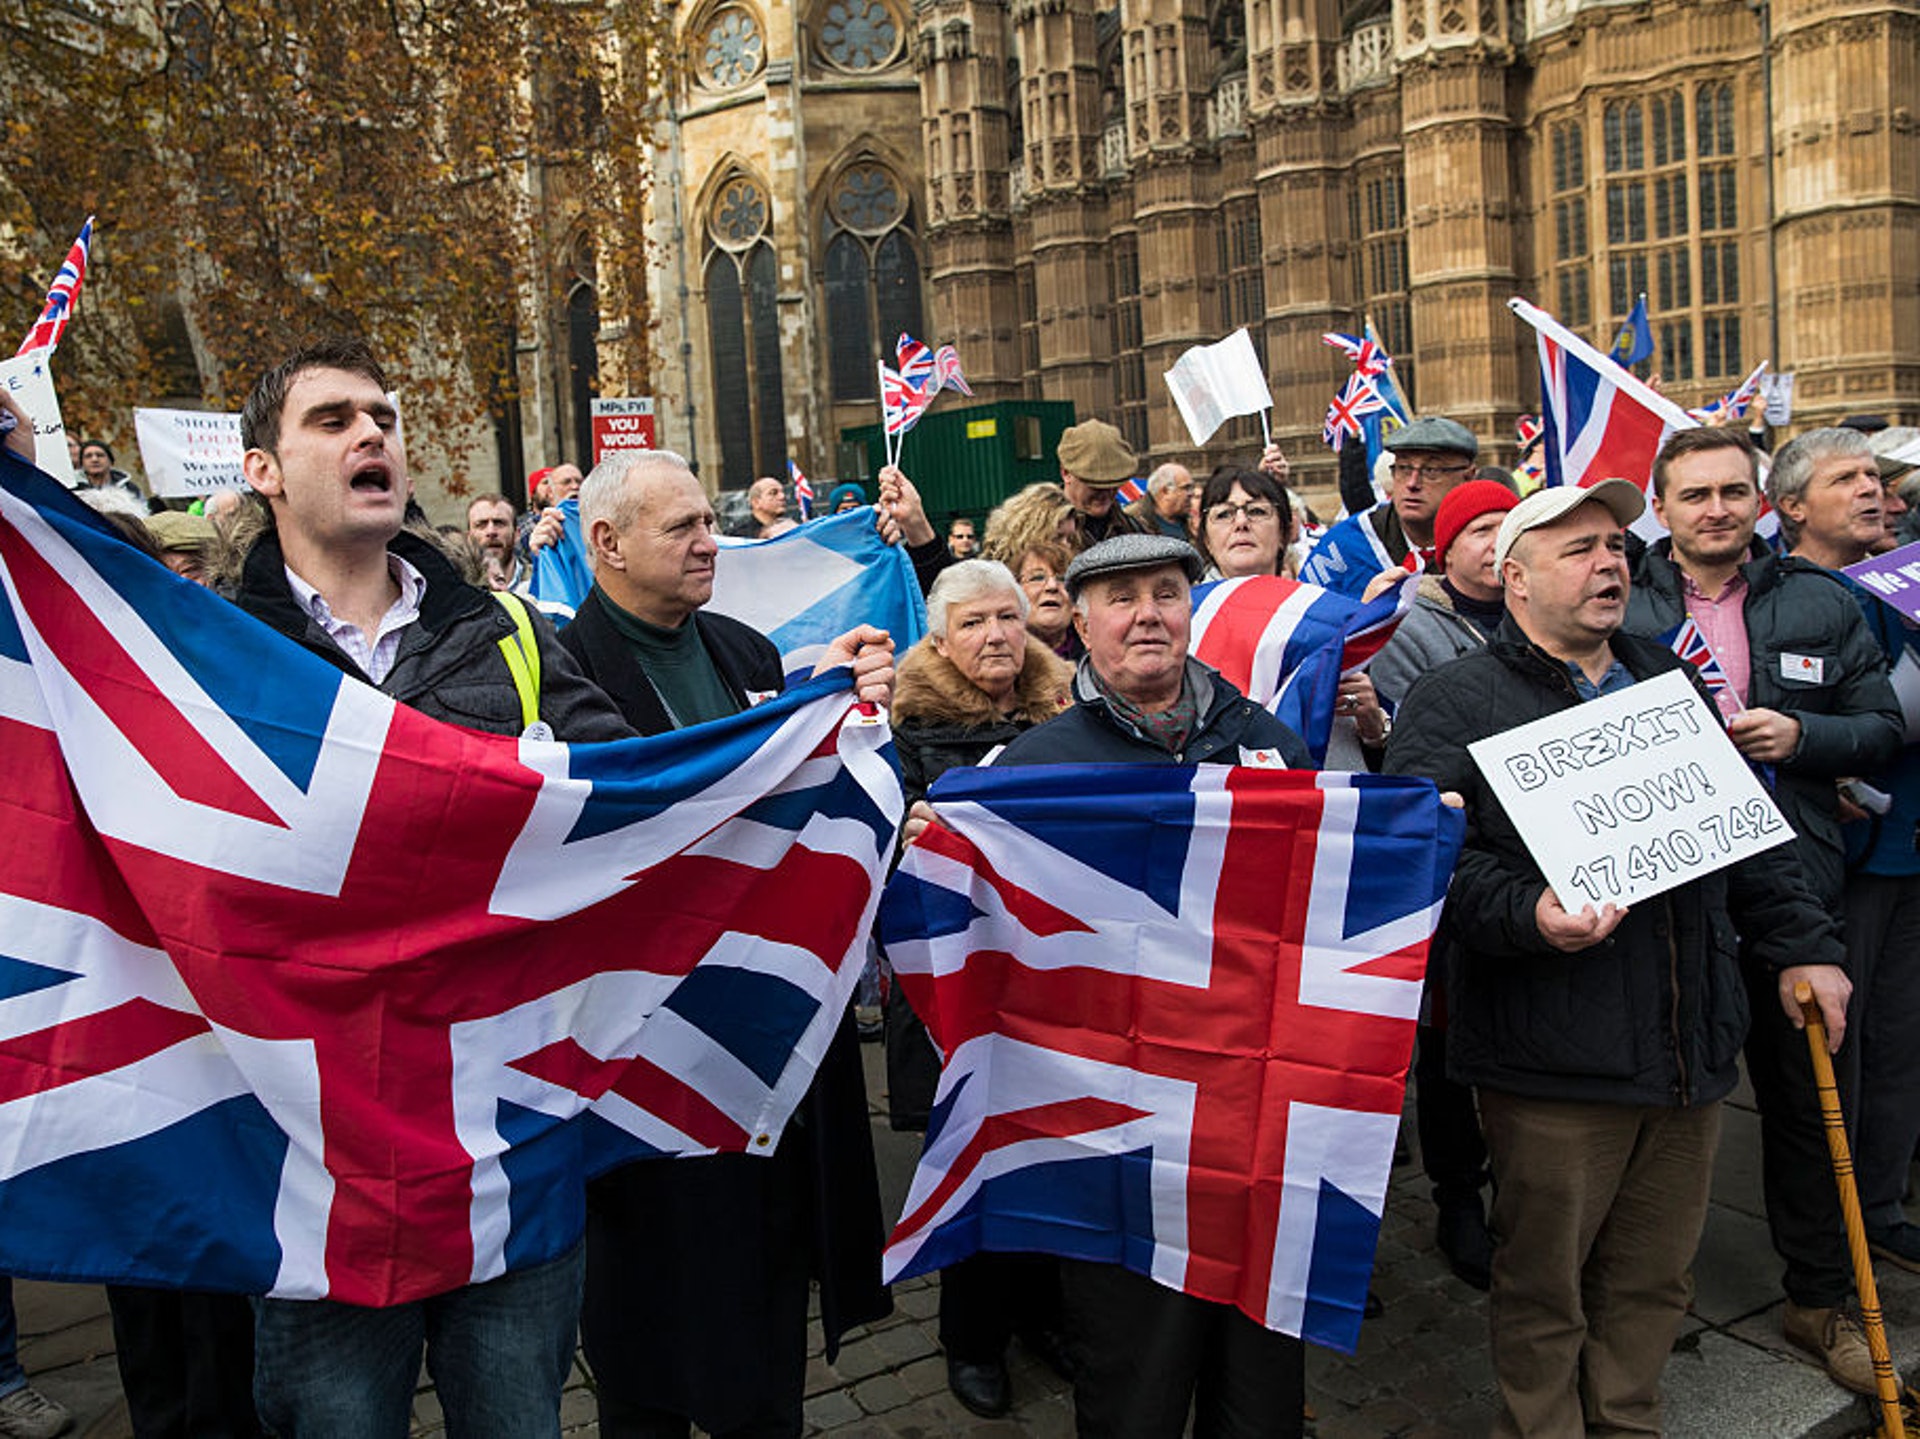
[0,349,70,479]
[134,406,246,497]
[1164,328,1273,446]
[1759,370,1795,426]
[1468,669,1793,911]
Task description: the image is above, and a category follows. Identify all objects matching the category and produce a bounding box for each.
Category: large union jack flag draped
[1189,574,1414,765]
[878,764,1463,1352]
[0,454,901,1306]
[17,218,93,357]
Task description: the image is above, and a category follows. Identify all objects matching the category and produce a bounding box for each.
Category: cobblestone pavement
[16,1051,1919,1437]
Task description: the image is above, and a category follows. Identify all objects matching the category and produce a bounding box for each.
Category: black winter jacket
[1625,540,1900,905]
[557,586,784,734]
[1384,620,1843,1108]
[232,528,632,743]
[995,658,1313,770]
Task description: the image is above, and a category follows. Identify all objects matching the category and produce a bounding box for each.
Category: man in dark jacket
[230,338,632,1439]
[903,533,1314,1437]
[1386,479,1849,1439]
[563,447,895,1439]
[1623,426,1899,1393]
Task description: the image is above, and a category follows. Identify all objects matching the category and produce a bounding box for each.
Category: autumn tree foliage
[0,0,673,471]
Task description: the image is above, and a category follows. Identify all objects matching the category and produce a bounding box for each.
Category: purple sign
[1844,541,1920,623]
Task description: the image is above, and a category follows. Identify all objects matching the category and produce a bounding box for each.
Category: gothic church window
[697,5,766,90]
[821,161,924,401]
[705,175,788,484]
[1550,119,1591,330]
[1352,166,1414,398]
[817,0,903,72]
[1108,234,1147,455]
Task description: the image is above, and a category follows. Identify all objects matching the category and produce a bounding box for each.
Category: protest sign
[134,407,246,497]
[1165,329,1272,446]
[1844,541,1920,626]
[1468,669,1791,910]
[0,350,69,479]
[590,397,655,464]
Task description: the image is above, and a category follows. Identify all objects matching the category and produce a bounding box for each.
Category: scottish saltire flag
[528,495,592,619]
[790,460,814,520]
[0,451,902,1305]
[17,218,92,356]
[1510,297,1695,541]
[712,505,928,679]
[878,764,1463,1352]
[1660,616,1739,708]
[1190,574,1413,765]
[1608,294,1654,368]
[933,345,973,397]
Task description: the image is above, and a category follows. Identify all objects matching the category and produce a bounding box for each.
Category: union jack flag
[789,459,814,520]
[0,453,900,1306]
[881,363,936,439]
[1510,297,1694,528]
[1115,478,1147,505]
[896,334,937,392]
[1322,331,1389,379]
[1323,373,1387,451]
[878,764,1463,1352]
[933,344,973,396]
[1190,573,1414,765]
[1686,362,1769,426]
[1659,615,1737,705]
[17,218,93,356]
[1321,325,1409,467]
[1515,413,1546,491]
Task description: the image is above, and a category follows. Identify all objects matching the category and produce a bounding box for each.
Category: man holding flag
[1622,427,1899,1396]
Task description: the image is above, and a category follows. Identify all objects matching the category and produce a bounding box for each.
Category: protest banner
[1468,669,1791,910]
[590,397,655,464]
[1165,328,1273,446]
[134,406,246,497]
[0,350,69,479]
[1844,541,1920,626]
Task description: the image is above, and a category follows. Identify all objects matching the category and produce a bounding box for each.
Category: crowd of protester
[5,343,1920,1439]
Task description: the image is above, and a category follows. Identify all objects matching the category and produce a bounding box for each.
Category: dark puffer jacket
[1625,539,1900,905]
[1384,619,1843,1108]
[231,526,631,743]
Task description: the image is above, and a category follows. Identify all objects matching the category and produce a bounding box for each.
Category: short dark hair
[1651,427,1757,499]
[1196,466,1292,574]
[79,439,114,464]
[240,337,389,455]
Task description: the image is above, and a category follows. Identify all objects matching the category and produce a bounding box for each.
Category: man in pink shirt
[1624,426,1900,1398]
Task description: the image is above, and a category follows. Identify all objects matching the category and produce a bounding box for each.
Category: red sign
[590,398,656,464]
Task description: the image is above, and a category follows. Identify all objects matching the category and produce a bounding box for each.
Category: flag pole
[877,361,893,471]
[1259,409,1273,449]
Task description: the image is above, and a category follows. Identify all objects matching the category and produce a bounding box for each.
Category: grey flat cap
[1390,416,1478,459]
[1064,533,1205,598]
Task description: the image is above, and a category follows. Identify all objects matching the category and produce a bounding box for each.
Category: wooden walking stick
[1795,980,1907,1439]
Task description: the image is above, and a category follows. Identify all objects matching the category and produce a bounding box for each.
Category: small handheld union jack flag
[17,217,93,357]
[932,344,973,397]
[896,334,937,392]
[1322,331,1389,379]
[1660,616,1737,705]
[788,460,814,520]
[1322,373,1386,451]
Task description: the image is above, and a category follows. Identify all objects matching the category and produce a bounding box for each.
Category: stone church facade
[639,0,1920,492]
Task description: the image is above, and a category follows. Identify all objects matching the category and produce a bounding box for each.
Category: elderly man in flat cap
[1057,419,1150,553]
[1301,416,1480,600]
[902,533,1313,1436]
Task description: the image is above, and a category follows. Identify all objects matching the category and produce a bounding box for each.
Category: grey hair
[1147,462,1191,497]
[1766,428,1873,546]
[925,558,1027,637]
[579,448,696,538]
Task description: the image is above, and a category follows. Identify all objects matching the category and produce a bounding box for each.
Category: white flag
[1164,329,1273,446]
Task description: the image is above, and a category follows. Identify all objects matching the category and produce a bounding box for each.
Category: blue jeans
[0,1277,23,1396]
[252,1242,583,1439]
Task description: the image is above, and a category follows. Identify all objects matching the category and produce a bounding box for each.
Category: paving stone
[895,1354,948,1400]
[1689,1202,1783,1324]
[803,1388,864,1430]
[1662,1330,1859,1438]
[806,1354,844,1397]
[16,1313,116,1371]
[851,1372,914,1414]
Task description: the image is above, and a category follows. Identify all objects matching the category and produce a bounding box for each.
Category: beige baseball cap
[1492,478,1646,572]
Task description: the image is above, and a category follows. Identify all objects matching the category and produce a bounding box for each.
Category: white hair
[925,558,1026,637]
[1147,462,1191,497]
[579,448,696,537]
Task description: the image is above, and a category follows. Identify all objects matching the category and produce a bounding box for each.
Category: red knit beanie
[1433,480,1521,571]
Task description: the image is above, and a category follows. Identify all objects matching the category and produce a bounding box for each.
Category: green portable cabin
[838,400,1076,527]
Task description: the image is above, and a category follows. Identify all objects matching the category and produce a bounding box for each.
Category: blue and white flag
[528,496,592,619]
[713,506,928,678]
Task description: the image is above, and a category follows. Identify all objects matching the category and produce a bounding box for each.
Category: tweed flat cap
[1056,419,1140,486]
[1389,416,1478,459]
[1064,533,1205,597]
